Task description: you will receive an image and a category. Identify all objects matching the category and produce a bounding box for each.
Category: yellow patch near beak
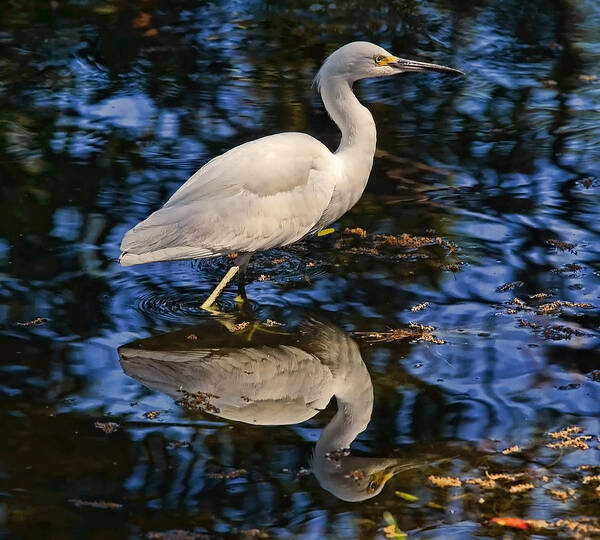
[372,470,395,486]
[378,55,399,66]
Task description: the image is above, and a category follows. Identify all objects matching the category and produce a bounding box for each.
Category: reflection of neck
[314,357,373,455]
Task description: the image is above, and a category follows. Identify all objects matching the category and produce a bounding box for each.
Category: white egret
[119,42,463,307]
[118,319,413,501]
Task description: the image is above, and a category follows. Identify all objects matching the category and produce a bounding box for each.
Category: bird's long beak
[371,459,411,486]
[391,57,464,76]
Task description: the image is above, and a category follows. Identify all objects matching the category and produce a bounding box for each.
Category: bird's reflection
[118,318,407,502]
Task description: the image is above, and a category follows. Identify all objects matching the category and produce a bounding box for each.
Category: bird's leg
[236,266,247,300]
[200,265,239,311]
[233,252,252,305]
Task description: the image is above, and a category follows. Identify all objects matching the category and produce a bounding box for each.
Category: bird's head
[314,41,463,89]
[313,455,410,502]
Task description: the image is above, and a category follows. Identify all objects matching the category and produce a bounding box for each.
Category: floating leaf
[395,491,419,502]
[318,228,335,237]
[382,512,407,539]
[492,517,530,530]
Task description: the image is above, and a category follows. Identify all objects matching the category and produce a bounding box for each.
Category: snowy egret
[119,42,463,307]
[118,318,411,501]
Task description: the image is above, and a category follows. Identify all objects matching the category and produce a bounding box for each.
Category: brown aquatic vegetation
[146,531,209,540]
[549,488,575,501]
[537,300,593,314]
[497,281,524,292]
[346,247,379,256]
[410,302,429,312]
[547,426,592,450]
[176,390,220,414]
[518,319,537,329]
[544,325,586,340]
[16,317,46,327]
[552,263,582,274]
[508,482,534,493]
[344,227,367,238]
[357,323,444,344]
[231,321,250,332]
[545,238,577,253]
[378,233,457,253]
[68,499,123,510]
[428,475,461,488]
[208,469,247,479]
[582,475,600,485]
[94,421,119,434]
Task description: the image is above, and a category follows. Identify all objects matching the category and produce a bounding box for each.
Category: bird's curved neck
[320,77,376,157]
[314,359,373,455]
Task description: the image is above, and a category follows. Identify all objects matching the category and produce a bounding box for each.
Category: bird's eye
[368,481,377,491]
[374,55,383,64]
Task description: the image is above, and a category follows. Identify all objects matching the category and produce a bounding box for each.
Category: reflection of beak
[372,460,409,486]
[391,57,464,76]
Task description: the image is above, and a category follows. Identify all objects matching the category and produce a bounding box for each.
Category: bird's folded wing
[120,133,336,263]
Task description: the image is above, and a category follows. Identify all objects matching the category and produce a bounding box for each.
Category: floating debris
[176,390,220,414]
[240,529,269,538]
[146,530,209,540]
[208,469,247,479]
[428,475,462,488]
[395,491,419,502]
[357,323,444,344]
[344,227,367,238]
[497,281,524,292]
[16,317,46,327]
[257,274,269,281]
[509,482,534,494]
[144,411,161,419]
[271,257,285,265]
[186,333,198,340]
[491,517,530,530]
[440,263,462,272]
[501,445,521,455]
[231,321,250,332]
[382,511,407,539]
[94,421,119,434]
[346,246,379,256]
[378,233,456,253]
[544,325,586,340]
[410,302,429,312]
[167,441,190,449]
[552,263,582,274]
[264,319,283,327]
[538,300,593,314]
[549,488,575,501]
[545,238,576,253]
[68,499,123,510]
[547,426,592,450]
[518,319,537,329]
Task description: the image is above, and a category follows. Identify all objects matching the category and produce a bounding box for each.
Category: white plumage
[118,319,411,501]
[119,42,462,303]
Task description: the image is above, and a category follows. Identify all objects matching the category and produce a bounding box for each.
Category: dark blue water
[1,1,599,538]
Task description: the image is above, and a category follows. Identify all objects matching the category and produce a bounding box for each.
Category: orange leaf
[492,517,530,530]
